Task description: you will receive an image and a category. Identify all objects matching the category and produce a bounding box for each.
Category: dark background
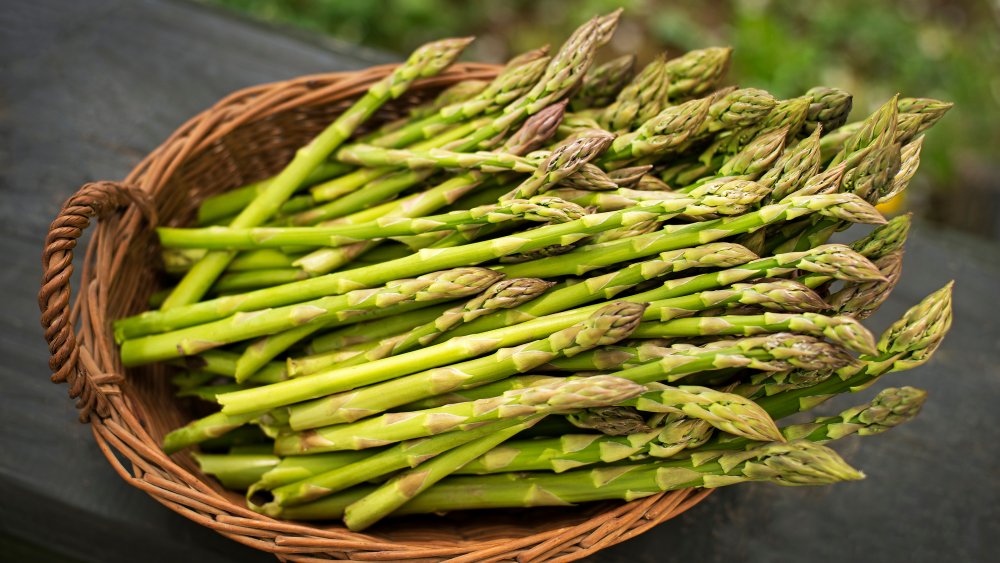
[1,1,998,562]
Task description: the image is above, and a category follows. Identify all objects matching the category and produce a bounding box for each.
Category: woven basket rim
[38,61,711,562]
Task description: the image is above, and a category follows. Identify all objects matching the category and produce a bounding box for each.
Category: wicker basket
[38,62,712,562]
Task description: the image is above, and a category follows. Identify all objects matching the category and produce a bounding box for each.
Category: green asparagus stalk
[502,131,615,199]
[405,79,490,120]
[274,440,862,519]
[248,451,373,494]
[830,95,899,166]
[156,196,588,250]
[120,267,503,367]
[702,96,810,161]
[193,452,279,489]
[800,87,853,136]
[276,374,646,454]
[163,410,263,454]
[566,405,651,435]
[878,135,923,204]
[895,97,954,138]
[598,97,712,166]
[663,47,732,100]
[160,37,473,309]
[632,311,877,355]
[480,383,925,476]
[760,126,823,201]
[828,251,903,320]
[284,302,646,429]
[694,88,778,138]
[299,53,552,208]
[599,54,669,131]
[342,418,538,530]
[174,350,287,384]
[570,54,636,110]
[623,384,781,443]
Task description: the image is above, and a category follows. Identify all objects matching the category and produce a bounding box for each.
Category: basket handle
[39,181,157,418]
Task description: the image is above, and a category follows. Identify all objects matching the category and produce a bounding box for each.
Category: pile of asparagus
[115,10,955,531]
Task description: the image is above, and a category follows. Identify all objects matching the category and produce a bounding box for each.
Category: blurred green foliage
[203,0,1000,236]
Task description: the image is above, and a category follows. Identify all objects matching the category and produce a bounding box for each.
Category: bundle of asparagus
[117,10,955,531]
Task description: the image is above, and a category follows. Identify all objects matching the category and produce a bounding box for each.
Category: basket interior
[102,80,629,542]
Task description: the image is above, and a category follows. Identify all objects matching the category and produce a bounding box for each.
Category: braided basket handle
[39,181,157,418]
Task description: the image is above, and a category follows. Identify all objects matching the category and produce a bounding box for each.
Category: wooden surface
[1,1,997,561]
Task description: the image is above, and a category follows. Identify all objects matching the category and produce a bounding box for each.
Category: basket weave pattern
[38,63,711,562]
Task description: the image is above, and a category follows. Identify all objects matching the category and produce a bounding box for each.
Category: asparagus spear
[273,440,862,519]
[120,267,503,366]
[275,375,646,454]
[830,96,899,167]
[248,451,373,495]
[895,97,954,137]
[156,196,588,250]
[502,131,615,199]
[160,37,473,309]
[760,126,823,201]
[632,311,877,355]
[878,135,923,204]
[623,383,782,443]
[599,54,669,131]
[570,54,636,110]
[694,87,778,138]
[702,96,810,161]
[193,452,279,490]
[828,251,903,320]
[284,301,646,429]
[663,47,732,100]
[598,97,712,166]
[801,87,853,136]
